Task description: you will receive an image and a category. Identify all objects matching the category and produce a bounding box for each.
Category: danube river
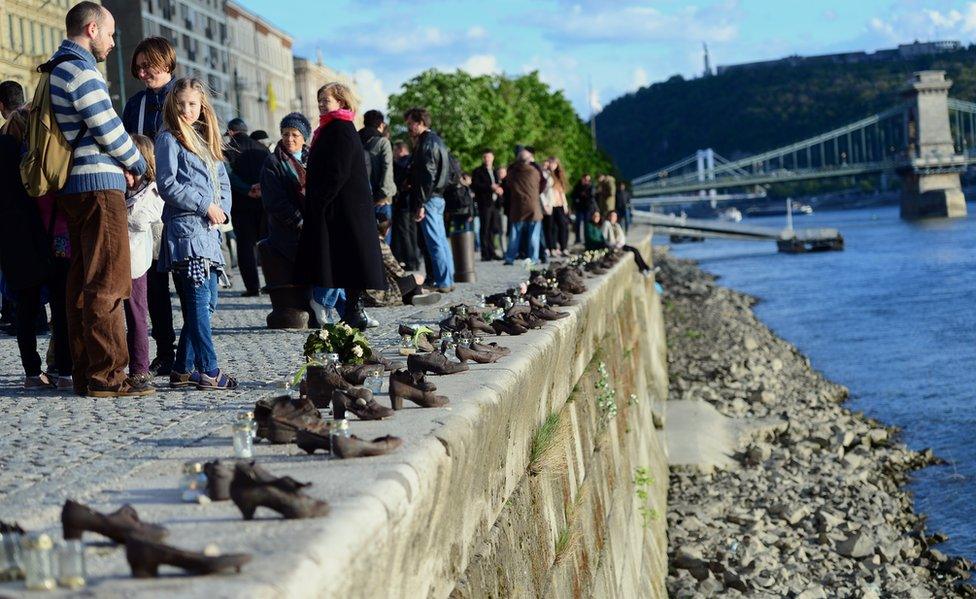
[666,202,976,560]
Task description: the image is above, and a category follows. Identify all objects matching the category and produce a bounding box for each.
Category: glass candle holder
[0,532,24,580]
[238,410,257,440]
[55,540,85,589]
[364,375,383,395]
[456,305,468,317]
[329,419,350,453]
[21,533,55,591]
[180,462,206,502]
[232,419,254,459]
[476,294,487,309]
[326,352,340,365]
[502,297,513,310]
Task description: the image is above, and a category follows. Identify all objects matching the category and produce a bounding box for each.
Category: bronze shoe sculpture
[229,461,329,520]
[470,340,511,357]
[204,460,234,501]
[455,344,500,364]
[365,353,403,372]
[339,363,385,386]
[254,394,322,443]
[62,500,167,544]
[126,533,250,578]
[466,314,495,334]
[406,351,470,375]
[390,367,437,392]
[531,305,570,321]
[389,369,450,410]
[332,387,395,420]
[333,434,403,459]
[491,318,527,336]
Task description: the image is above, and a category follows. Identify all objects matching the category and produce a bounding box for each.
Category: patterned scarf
[274,141,307,203]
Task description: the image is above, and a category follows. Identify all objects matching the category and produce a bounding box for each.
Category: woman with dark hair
[121,36,178,377]
[294,83,386,331]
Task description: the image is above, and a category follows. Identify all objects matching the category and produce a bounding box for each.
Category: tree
[388,70,615,182]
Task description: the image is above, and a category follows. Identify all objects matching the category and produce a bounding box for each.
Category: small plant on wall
[634,467,658,528]
[595,361,617,423]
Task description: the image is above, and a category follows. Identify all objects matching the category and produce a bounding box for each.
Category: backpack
[20,55,88,198]
[443,153,472,218]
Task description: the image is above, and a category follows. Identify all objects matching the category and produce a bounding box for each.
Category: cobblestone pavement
[0,253,545,525]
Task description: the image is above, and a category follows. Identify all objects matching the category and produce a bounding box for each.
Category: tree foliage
[596,46,976,180]
[388,70,615,182]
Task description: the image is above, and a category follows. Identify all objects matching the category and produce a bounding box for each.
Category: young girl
[155,78,237,390]
[124,135,164,387]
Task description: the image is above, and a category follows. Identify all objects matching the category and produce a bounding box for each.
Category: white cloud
[631,67,649,90]
[868,2,976,43]
[460,54,500,76]
[467,25,488,40]
[352,68,389,113]
[588,87,602,113]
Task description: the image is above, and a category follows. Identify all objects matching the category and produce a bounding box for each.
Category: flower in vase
[352,345,364,358]
[318,329,329,341]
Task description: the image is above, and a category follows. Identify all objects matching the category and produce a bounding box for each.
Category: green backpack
[20,55,87,198]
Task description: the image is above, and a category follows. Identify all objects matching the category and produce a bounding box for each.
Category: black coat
[294,120,385,290]
[260,147,307,262]
[0,135,49,291]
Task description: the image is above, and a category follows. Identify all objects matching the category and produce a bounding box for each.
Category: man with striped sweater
[49,2,151,397]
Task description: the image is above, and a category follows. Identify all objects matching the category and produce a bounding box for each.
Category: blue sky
[238,0,976,116]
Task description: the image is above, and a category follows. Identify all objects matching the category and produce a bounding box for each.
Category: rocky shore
[656,249,974,598]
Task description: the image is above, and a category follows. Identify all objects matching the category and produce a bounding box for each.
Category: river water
[664,202,976,560]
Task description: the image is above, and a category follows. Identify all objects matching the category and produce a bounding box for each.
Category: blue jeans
[505,221,542,264]
[174,269,219,374]
[312,287,346,315]
[420,196,454,288]
[375,203,393,244]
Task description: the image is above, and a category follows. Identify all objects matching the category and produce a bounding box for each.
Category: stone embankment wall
[310,240,670,598]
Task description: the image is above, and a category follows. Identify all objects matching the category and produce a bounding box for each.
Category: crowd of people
[0,1,638,398]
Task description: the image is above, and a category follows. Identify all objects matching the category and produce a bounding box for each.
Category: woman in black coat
[294,82,385,330]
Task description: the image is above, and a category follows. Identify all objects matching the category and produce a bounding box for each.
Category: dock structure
[632,211,844,253]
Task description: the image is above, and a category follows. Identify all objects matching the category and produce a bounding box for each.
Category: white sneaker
[364,310,379,328]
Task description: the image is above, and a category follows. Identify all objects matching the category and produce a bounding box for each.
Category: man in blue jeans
[404,107,455,292]
[503,148,545,264]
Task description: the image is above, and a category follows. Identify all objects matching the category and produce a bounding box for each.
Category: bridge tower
[899,71,967,219]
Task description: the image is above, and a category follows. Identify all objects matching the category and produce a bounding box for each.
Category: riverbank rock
[657,248,974,598]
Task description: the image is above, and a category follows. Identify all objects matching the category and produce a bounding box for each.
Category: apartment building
[224,0,294,135]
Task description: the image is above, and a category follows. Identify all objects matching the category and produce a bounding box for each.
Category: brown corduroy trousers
[58,190,132,393]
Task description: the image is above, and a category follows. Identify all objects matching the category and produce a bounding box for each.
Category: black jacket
[571,180,596,213]
[227,132,270,211]
[0,135,49,291]
[408,129,451,211]
[259,147,307,262]
[294,120,385,290]
[471,164,499,210]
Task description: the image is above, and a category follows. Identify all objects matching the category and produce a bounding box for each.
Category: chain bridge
[632,71,975,219]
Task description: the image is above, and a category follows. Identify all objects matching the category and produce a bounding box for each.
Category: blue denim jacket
[155,130,232,271]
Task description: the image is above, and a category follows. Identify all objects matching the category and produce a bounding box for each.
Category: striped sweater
[49,40,146,194]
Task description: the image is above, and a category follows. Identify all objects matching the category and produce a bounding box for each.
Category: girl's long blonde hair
[162,77,224,163]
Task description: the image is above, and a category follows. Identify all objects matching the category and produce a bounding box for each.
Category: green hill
[597,47,976,181]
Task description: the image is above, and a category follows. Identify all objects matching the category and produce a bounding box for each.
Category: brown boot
[254,395,322,444]
[389,368,449,410]
[125,534,250,578]
[61,500,167,544]
[204,460,234,501]
[229,462,329,520]
[333,434,403,458]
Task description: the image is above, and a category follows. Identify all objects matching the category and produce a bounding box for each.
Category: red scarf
[310,109,355,148]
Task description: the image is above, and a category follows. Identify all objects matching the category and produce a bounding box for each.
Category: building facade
[224,0,293,136]
[0,0,101,95]
[293,54,360,127]
[102,0,233,123]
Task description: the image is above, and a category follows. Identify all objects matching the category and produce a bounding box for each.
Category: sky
[238,0,976,117]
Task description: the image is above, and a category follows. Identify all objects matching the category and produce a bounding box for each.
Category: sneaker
[363,311,380,328]
[129,372,153,387]
[410,292,442,307]
[24,373,55,389]
[196,369,238,390]
[88,377,155,398]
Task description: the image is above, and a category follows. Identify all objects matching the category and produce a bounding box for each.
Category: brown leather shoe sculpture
[254,394,323,444]
[455,344,500,364]
[229,461,330,520]
[61,500,168,544]
[471,341,511,357]
[331,388,395,420]
[125,533,251,578]
[390,367,437,392]
[406,351,470,375]
[491,318,527,336]
[295,426,403,459]
[389,369,450,410]
[204,460,234,501]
